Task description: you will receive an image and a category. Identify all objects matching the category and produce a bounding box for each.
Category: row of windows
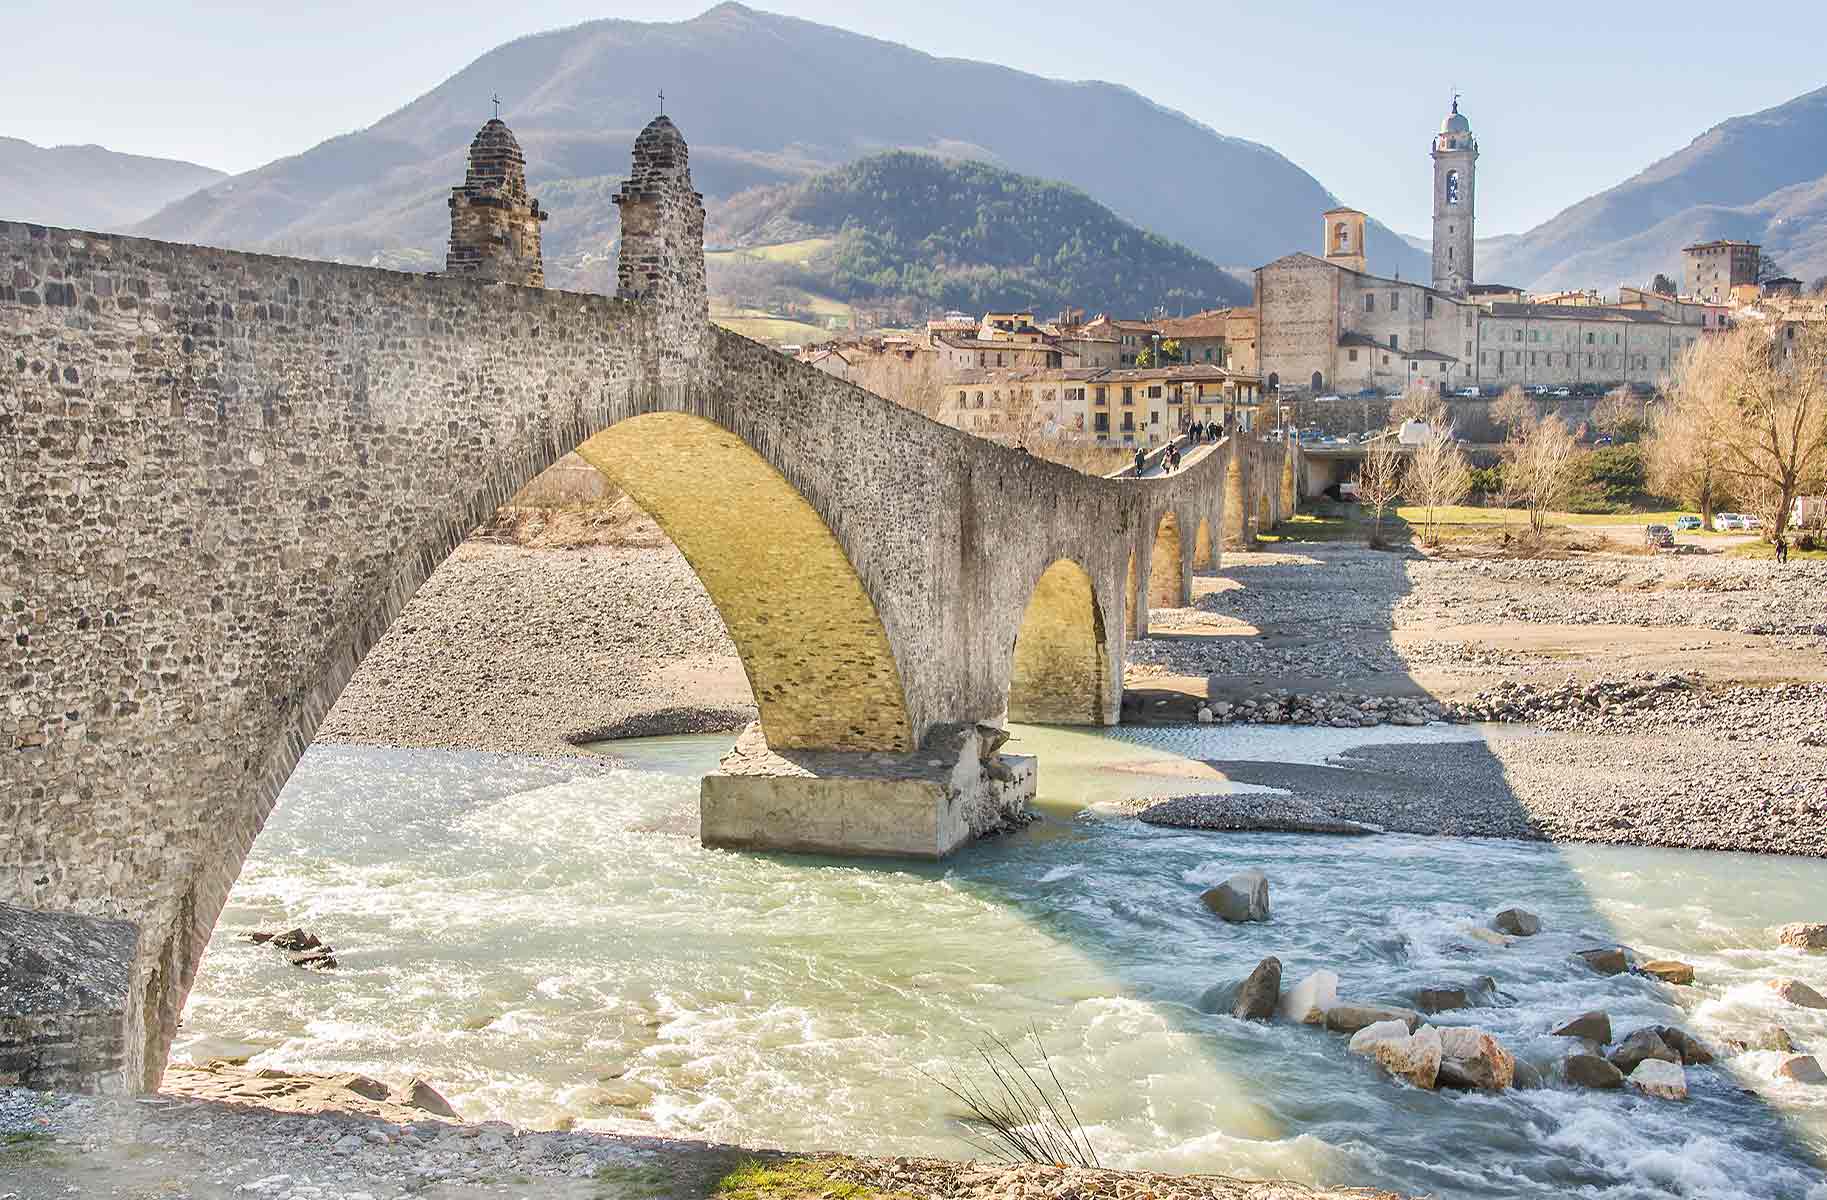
[1477,351,1668,370]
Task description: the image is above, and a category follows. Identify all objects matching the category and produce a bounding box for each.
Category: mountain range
[120,2,1425,286]
[1479,84,1827,291]
[0,138,224,232]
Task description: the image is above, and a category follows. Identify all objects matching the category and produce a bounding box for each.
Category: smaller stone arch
[1192,515,1215,569]
[1148,512,1185,609]
[1008,560,1110,725]
[1311,370,1324,392]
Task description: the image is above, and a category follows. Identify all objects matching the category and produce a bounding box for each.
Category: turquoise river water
[177,724,1827,1198]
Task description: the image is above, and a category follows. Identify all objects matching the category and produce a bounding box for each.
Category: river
[176,724,1827,1198]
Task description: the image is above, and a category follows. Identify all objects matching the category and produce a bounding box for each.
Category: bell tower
[1431,95,1477,297]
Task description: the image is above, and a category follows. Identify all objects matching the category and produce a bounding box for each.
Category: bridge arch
[1147,511,1186,609]
[573,413,913,751]
[1006,560,1110,725]
[1192,515,1215,570]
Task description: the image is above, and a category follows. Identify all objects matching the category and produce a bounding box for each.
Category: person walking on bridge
[1134,447,1146,478]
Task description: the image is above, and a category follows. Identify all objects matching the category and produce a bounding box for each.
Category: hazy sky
[9,0,1823,237]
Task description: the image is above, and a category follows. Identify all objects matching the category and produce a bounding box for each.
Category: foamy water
[178,725,1827,1198]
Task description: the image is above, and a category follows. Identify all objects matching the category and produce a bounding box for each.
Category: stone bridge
[0,117,1291,1093]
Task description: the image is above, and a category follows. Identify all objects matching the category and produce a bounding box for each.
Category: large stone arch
[1006,560,1109,725]
[573,413,912,751]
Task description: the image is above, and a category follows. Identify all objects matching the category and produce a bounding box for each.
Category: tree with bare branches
[1502,409,1584,537]
[1492,386,1535,442]
[1394,381,1446,429]
[1592,386,1645,441]
[1660,321,1827,540]
[1644,344,1731,530]
[852,349,947,420]
[1358,442,1406,549]
[1407,421,1472,546]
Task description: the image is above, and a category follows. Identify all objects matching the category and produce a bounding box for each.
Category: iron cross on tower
[658,89,665,114]
[492,93,502,119]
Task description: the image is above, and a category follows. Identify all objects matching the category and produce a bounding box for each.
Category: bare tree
[1407,422,1472,547]
[1502,409,1584,537]
[1688,320,1827,540]
[1492,386,1535,442]
[1358,441,1406,549]
[852,349,947,420]
[1393,381,1446,429]
[1591,386,1643,440]
[1644,343,1731,530]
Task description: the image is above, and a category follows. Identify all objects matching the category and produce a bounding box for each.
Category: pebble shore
[1130,546,1827,857]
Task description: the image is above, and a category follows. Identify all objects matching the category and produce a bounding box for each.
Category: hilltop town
[781,99,1825,457]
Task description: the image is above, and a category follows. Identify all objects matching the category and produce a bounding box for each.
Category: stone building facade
[1256,98,1703,397]
[445,118,547,286]
[1683,239,1760,304]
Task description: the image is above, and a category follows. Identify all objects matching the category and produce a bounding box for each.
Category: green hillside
[711,152,1249,318]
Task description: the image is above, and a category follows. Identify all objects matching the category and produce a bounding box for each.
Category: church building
[1256,100,1704,397]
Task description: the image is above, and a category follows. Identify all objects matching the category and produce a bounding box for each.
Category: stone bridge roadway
[0,117,1292,1092]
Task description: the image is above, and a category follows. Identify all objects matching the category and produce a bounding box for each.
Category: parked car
[1550,387,1572,398]
[1645,524,1675,549]
[1594,435,1615,446]
[1454,387,1480,397]
[1742,514,1764,531]
[1315,394,1345,403]
[1674,516,1702,531]
[1716,513,1746,531]
[1353,388,1381,400]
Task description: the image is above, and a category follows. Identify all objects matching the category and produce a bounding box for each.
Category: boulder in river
[1348,1021,1441,1090]
[269,928,322,952]
[1200,869,1270,923]
[1627,1058,1687,1101]
[1610,1029,1681,1075]
[1767,978,1827,1009]
[1278,970,1338,1025]
[1574,947,1629,976]
[332,1074,389,1102]
[1551,1011,1612,1045]
[1565,1054,1624,1089]
[1232,957,1282,1021]
[1435,1027,1515,1091]
[1325,1004,1421,1035]
[1775,1055,1826,1085]
[1462,925,1514,948]
[1414,976,1497,1013]
[287,946,337,970]
[1638,960,1695,985]
[401,1078,458,1118]
[1656,1026,1714,1067]
[1774,923,1827,952]
[1492,908,1541,937]
[1756,1027,1798,1054]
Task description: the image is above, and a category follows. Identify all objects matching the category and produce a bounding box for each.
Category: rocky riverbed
[0,1068,1399,1200]
[316,542,755,757]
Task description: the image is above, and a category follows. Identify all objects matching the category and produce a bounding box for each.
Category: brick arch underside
[572,412,914,753]
[1006,560,1109,725]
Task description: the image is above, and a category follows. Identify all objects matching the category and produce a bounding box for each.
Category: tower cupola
[1430,96,1478,297]
[446,116,548,287]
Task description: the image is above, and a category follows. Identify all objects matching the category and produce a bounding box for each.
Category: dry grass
[472,494,670,550]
